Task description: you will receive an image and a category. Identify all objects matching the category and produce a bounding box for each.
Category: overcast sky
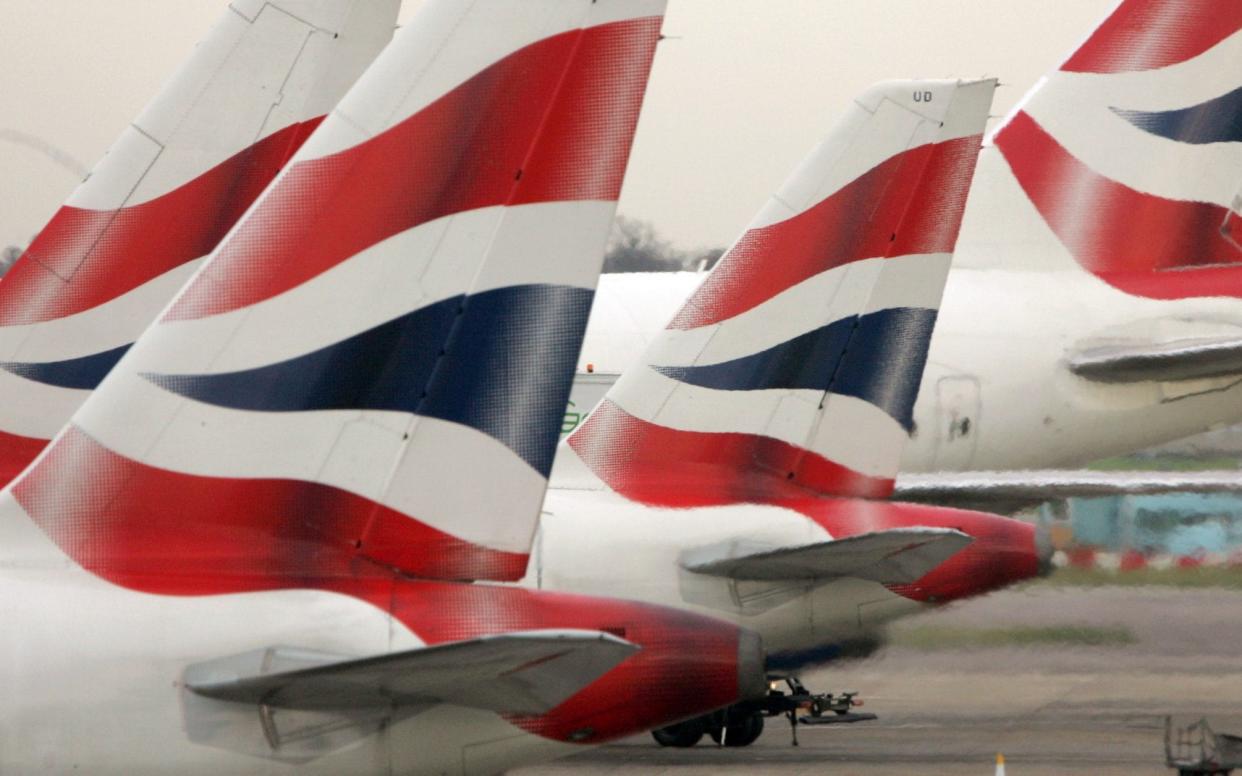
[0,0,1117,251]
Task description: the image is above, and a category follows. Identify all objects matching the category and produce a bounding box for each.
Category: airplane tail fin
[971,0,1242,298]
[563,79,995,506]
[0,0,399,485]
[11,1,667,586]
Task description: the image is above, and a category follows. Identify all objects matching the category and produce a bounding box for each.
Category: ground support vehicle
[1167,717,1242,775]
[651,678,877,748]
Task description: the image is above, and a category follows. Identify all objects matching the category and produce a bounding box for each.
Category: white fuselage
[907,266,1242,472]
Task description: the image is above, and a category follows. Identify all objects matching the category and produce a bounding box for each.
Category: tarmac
[513,585,1242,775]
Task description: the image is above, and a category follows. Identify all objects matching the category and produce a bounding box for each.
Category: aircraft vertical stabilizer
[0,0,400,485]
[562,79,995,506]
[12,0,667,585]
[969,0,1242,299]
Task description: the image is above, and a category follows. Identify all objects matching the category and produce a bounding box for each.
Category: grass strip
[1035,566,1242,590]
[889,624,1137,651]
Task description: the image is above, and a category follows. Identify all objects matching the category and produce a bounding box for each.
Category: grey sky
[0,0,1116,252]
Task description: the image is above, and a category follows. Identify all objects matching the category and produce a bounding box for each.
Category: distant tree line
[604,215,724,273]
[0,245,20,278]
[0,218,719,280]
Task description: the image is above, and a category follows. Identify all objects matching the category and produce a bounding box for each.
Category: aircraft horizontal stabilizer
[186,629,638,716]
[896,470,1242,513]
[1068,337,1242,384]
[681,528,972,585]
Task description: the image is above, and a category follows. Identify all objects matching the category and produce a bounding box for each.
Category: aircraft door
[931,375,981,470]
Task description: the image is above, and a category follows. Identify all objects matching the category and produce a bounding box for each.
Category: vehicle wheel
[726,713,764,747]
[651,718,706,748]
[707,713,764,747]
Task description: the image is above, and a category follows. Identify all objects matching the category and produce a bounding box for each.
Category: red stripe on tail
[12,426,528,590]
[567,399,894,507]
[997,111,1242,298]
[1062,0,1242,75]
[669,135,982,330]
[167,17,663,321]
[0,118,324,326]
[0,429,47,489]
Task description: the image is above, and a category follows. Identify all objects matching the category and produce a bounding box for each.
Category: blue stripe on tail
[830,307,937,432]
[2,343,132,390]
[654,318,854,394]
[1113,85,1242,145]
[143,284,593,476]
[653,307,936,431]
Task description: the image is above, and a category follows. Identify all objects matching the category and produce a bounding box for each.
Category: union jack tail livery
[562,79,996,507]
[0,0,399,486]
[977,0,1242,298]
[15,0,666,587]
